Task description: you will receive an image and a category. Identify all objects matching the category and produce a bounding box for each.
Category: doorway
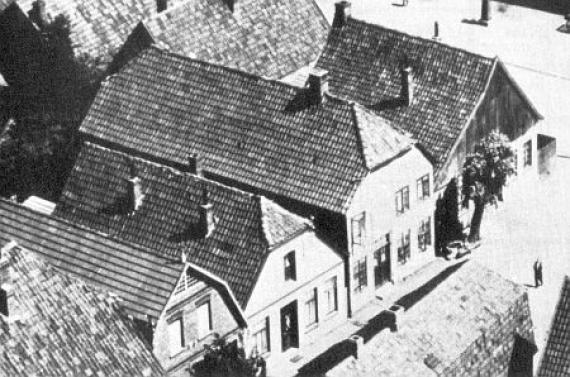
[374,234,391,287]
[280,300,299,351]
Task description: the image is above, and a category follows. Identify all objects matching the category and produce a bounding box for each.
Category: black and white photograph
[0,0,569,376]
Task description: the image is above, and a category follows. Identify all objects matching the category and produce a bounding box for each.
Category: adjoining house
[0,0,186,88]
[537,275,570,377]
[315,1,546,193]
[314,261,537,377]
[52,141,347,373]
[108,0,329,80]
[0,240,166,377]
[72,46,435,315]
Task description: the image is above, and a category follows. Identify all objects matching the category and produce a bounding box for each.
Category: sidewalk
[267,256,468,377]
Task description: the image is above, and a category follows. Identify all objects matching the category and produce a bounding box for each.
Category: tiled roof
[0,0,183,65]
[0,242,165,377]
[0,198,184,320]
[327,261,532,377]
[538,276,570,377]
[138,0,329,79]
[55,142,313,308]
[316,18,497,171]
[80,47,414,213]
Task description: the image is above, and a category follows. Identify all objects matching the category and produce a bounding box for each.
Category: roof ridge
[345,17,496,64]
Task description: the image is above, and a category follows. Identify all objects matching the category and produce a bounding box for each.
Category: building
[0,0,185,89]
[0,240,166,377]
[72,46,435,315]
[53,141,347,373]
[108,0,329,79]
[315,261,537,377]
[537,276,570,377]
[315,2,545,192]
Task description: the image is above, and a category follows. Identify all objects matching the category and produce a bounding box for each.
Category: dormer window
[284,251,296,281]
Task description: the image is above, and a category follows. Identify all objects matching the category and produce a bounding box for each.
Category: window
[397,231,411,264]
[305,288,318,326]
[395,186,410,214]
[353,257,367,292]
[418,217,432,252]
[523,140,532,167]
[253,317,270,354]
[167,318,184,356]
[324,277,338,314]
[197,301,212,339]
[284,251,296,281]
[351,212,366,247]
[417,175,430,200]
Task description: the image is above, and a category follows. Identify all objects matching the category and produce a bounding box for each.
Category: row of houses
[0,0,560,376]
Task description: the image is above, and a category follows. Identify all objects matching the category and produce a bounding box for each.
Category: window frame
[417,175,430,200]
[305,288,319,327]
[167,317,185,357]
[324,276,338,314]
[523,140,532,167]
[284,251,297,281]
[397,230,411,264]
[196,300,212,340]
[418,217,432,252]
[395,186,410,214]
[253,317,271,354]
[351,212,366,247]
[353,257,368,292]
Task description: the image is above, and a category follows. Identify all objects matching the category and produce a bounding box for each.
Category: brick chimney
[157,0,167,13]
[308,68,329,104]
[224,0,236,12]
[188,153,203,177]
[400,65,413,106]
[127,176,145,213]
[333,1,351,28]
[199,189,216,237]
[480,0,491,26]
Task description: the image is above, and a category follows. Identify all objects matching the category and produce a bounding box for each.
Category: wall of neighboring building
[154,273,240,374]
[436,63,541,191]
[440,292,536,376]
[346,146,435,313]
[245,231,346,366]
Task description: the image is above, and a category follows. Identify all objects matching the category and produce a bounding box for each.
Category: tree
[461,130,515,243]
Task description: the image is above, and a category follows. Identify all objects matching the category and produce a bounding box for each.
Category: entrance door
[280,300,299,351]
[374,234,391,287]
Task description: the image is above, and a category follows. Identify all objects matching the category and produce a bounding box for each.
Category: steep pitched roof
[136,0,329,78]
[326,261,533,377]
[0,198,184,320]
[538,276,570,377]
[316,18,499,171]
[0,0,183,65]
[55,142,313,308]
[0,242,165,377]
[80,46,415,213]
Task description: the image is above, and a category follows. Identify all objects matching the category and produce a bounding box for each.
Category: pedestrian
[533,258,543,287]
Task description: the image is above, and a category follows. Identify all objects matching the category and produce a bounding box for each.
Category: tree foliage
[461,130,515,242]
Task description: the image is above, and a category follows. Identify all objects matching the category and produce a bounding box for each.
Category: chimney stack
[333,1,351,28]
[199,189,216,237]
[308,68,329,105]
[224,0,236,12]
[188,153,203,177]
[432,21,440,41]
[480,0,491,26]
[400,66,413,106]
[157,0,167,13]
[127,176,145,213]
[348,335,364,359]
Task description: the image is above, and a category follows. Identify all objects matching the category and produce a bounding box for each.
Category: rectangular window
[324,277,338,314]
[417,175,430,200]
[418,217,432,252]
[167,318,184,356]
[397,231,411,264]
[351,212,366,247]
[523,140,532,167]
[395,186,410,214]
[305,288,318,326]
[197,301,212,339]
[353,257,368,292]
[284,251,296,281]
[254,317,270,354]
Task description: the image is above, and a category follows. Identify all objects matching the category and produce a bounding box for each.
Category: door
[374,234,391,287]
[280,300,299,351]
